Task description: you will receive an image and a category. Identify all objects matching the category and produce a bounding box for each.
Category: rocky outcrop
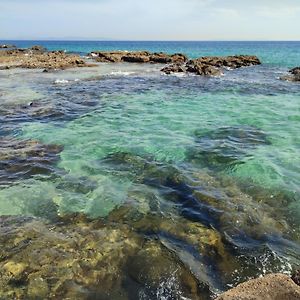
[161,55,261,77]
[216,273,300,300]
[89,50,188,64]
[281,66,300,82]
[0,47,95,70]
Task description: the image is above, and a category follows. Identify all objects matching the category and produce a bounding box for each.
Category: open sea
[0,41,299,299]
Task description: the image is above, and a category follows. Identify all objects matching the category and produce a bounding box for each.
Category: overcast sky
[0,0,300,40]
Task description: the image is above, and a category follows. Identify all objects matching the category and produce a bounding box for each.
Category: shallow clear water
[0,42,299,298]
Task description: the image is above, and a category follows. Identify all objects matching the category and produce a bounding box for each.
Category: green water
[0,54,299,297]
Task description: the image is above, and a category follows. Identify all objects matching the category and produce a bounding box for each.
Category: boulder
[30,45,46,52]
[161,63,186,74]
[216,273,300,300]
[281,66,300,82]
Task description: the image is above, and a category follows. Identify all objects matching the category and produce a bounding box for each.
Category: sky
[0,0,300,41]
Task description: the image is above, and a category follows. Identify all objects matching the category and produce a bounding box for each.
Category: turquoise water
[0,42,300,297]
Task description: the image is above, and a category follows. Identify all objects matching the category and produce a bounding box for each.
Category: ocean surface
[0,41,299,299]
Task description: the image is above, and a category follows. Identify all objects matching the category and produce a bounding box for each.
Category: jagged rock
[0,48,95,70]
[186,61,222,76]
[30,45,46,52]
[216,273,300,300]
[281,66,300,82]
[161,63,186,74]
[161,55,261,76]
[89,51,188,64]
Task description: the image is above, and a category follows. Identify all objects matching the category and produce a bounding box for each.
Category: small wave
[54,79,69,84]
[54,79,80,84]
[110,71,135,76]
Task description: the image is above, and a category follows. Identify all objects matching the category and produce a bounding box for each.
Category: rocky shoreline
[0,46,95,70]
[2,46,299,81]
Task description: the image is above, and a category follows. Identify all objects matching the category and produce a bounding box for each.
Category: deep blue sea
[0,40,299,299]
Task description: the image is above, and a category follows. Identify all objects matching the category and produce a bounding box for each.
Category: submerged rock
[0,138,63,184]
[89,50,188,64]
[99,151,289,241]
[216,273,300,300]
[161,55,261,77]
[187,125,271,170]
[0,215,206,299]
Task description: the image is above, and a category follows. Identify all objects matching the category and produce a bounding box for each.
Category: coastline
[0,44,299,299]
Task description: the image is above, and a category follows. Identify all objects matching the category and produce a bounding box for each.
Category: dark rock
[290,67,300,75]
[30,45,46,52]
[187,125,271,169]
[89,51,188,64]
[216,273,300,300]
[281,66,300,82]
[0,138,63,184]
[162,55,261,76]
[292,270,300,286]
[161,63,186,74]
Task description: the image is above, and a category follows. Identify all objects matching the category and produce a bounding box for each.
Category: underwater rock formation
[187,125,271,170]
[0,138,63,184]
[0,215,207,299]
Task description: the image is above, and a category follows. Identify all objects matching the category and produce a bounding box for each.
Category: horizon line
[1,39,300,42]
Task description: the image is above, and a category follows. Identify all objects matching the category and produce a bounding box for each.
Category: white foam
[110,71,135,76]
[54,79,69,84]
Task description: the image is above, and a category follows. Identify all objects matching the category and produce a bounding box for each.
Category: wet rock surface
[281,66,300,82]
[89,50,188,64]
[161,55,261,76]
[216,273,300,300]
[98,151,290,240]
[187,125,271,170]
[0,47,95,70]
[0,138,63,184]
[0,215,208,300]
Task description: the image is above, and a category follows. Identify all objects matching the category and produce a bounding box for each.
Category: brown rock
[162,55,260,76]
[89,50,188,64]
[161,63,186,74]
[0,48,94,70]
[216,273,300,300]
